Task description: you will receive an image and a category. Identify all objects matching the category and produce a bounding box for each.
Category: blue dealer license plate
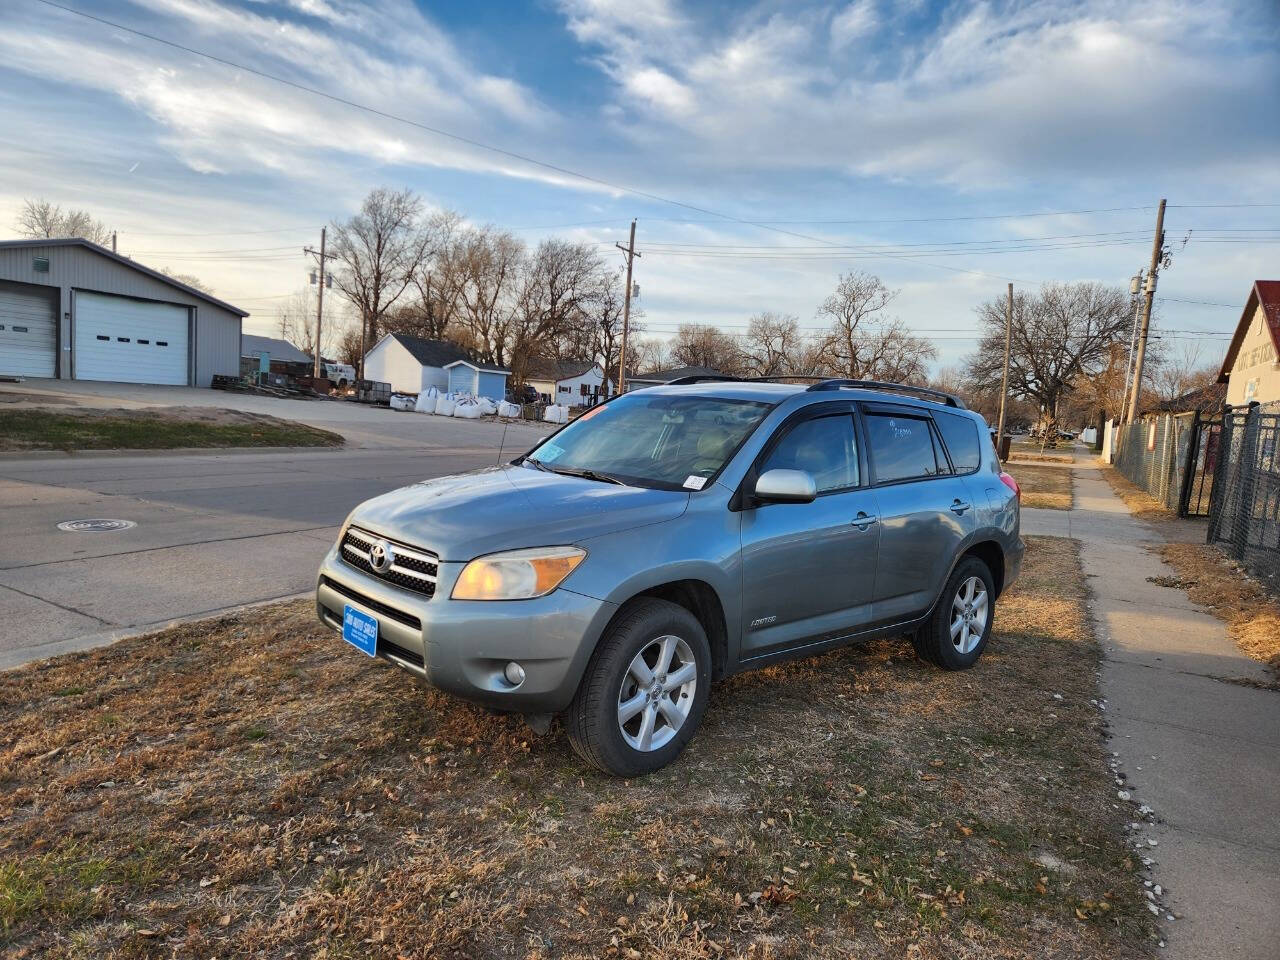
[342,604,378,657]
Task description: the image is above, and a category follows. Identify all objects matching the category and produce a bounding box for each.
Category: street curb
[0,591,313,672]
[0,444,345,461]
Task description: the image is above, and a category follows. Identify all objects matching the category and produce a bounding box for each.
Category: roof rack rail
[665,374,744,385]
[805,379,966,409]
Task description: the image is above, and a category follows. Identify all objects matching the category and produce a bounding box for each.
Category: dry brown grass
[1157,543,1280,679]
[1098,468,1171,525]
[1008,464,1073,511]
[0,537,1153,959]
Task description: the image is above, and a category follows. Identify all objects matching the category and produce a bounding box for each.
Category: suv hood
[347,464,689,561]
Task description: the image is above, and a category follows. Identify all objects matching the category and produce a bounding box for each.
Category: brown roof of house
[1143,381,1226,416]
[1218,280,1280,383]
[524,356,598,382]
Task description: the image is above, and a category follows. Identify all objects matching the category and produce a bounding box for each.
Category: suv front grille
[340,526,439,598]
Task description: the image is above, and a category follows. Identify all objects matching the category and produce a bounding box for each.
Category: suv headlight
[451,546,586,601]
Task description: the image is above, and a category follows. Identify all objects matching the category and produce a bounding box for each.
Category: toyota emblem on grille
[369,540,395,573]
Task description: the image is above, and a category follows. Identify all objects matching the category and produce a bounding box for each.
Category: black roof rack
[662,374,966,409]
[665,374,744,385]
[806,379,966,408]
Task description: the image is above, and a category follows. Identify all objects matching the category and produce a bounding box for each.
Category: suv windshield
[523,393,772,490]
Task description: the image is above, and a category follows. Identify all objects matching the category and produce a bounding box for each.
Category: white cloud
[830,0,877,49]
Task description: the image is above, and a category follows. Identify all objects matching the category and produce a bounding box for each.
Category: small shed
[362,333,470,394]
[445,359,510,400]
[240,334,311,375]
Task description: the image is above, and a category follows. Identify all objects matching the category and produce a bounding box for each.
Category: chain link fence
[1208,401,1280,592]
[1113,412,1198,512]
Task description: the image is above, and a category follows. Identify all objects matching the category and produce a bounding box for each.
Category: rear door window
[934,411,982,474]
[865,412,947,483]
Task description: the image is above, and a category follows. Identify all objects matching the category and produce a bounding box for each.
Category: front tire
[912,556,995,670]
[566,598,710,777]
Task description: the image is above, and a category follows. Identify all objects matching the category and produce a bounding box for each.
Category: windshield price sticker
[683,475,708,490]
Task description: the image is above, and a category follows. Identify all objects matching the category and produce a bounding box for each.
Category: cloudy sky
[1,0,1277,368]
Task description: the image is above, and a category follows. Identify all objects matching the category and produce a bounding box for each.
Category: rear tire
[911,556,995,670]
[566,598,710,777]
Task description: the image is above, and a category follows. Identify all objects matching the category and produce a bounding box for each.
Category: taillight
[999,471,1020,501]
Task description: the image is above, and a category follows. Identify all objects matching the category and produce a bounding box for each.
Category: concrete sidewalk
[1023,463,1280,959]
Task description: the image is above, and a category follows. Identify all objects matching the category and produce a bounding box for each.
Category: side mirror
[753,468,816,504]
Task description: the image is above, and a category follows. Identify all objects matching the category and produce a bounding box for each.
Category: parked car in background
[506,383,540,405]
[323,361,355,389]
[316,378,1024,776]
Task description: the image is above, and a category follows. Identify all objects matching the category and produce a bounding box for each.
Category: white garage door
[0,286,57,378]
[74,291,190,385]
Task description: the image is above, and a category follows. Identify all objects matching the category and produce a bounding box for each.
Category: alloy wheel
[617,635,697,752]
[950,576,989,655]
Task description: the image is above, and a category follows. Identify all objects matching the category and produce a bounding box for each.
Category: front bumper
[315,545,617,713]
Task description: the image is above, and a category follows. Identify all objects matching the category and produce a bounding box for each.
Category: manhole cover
[56,519,137,533]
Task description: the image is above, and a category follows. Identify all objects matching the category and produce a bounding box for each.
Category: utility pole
[615,219,639,395]
[996,283,1013,455]
[111,231,117,254]
[304,229,336,379]
[1125,199,1166,424]
[1119,271,1144,425]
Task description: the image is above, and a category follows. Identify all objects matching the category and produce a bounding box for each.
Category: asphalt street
[0,383,552,668]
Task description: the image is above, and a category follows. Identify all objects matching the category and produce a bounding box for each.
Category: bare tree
[329,188,427,370]
[1151,342,1218,403]
[277,288,341,359]
[16,198,113,246]
[335,325,365,367]
[627,337,668,375]
[739,312,802,377]
[395,209,465,341]
[454,226,525,367]
[159,266,213,294]
[668,324,742,374]
[814,271,936,381]
[967,282,1133,441]
[509,239,604,384]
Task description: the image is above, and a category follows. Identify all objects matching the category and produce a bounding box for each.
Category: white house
[526,358,612,407]
[1218,280,1280,406]
[362,333,470,393]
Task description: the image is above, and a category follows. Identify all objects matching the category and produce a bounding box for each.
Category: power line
[23,0,1041,287]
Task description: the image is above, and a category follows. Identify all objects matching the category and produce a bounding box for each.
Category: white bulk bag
[477,396,498,416]
[453,397,483,419]
[389,393,415,411]
[414,386,438,413]
[434,392,456,416]
[497,400,521,419]
[543,404,568,424]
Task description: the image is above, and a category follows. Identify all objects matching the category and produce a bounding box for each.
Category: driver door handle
[852,511,878,529]
[950,499,971,515]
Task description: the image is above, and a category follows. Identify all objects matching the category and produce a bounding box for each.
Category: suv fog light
[504,661,526,687]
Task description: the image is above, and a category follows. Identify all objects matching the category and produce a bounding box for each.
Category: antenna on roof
[496,423,509,466]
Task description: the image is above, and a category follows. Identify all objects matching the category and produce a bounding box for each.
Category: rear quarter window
[934,411,983,473]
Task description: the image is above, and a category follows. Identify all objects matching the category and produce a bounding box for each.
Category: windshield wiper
[546,465,627,486]
[521,456,552,472]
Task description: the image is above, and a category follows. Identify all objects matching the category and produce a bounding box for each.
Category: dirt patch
[1008,464,1073,511]
[1157,542,1280,681]
[0,391,78,406]
[0,537,1153,958]
[0,406,342,451]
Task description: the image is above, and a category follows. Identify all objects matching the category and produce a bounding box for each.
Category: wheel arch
[961,539,1005,599]
[607,579,731,681]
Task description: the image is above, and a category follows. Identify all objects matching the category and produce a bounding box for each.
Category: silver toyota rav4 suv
[316,378,1024,776]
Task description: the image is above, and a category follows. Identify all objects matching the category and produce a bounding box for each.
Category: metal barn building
[0,238,246,387]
